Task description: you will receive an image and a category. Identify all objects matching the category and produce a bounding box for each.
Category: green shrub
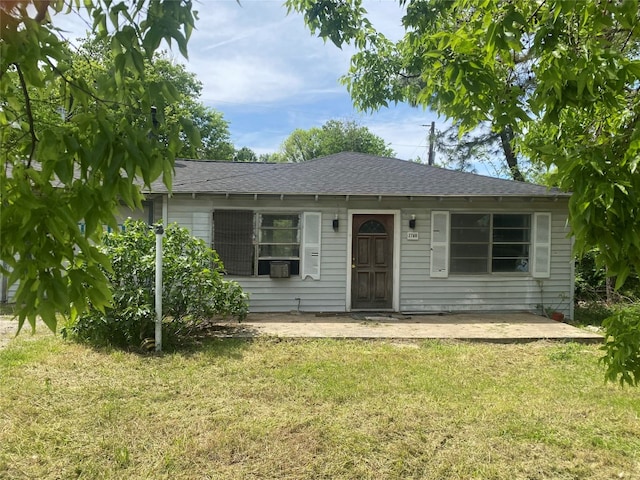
[65,220,248,349]
[573,301,615,327]
[575,250,639,302]
[600,303,640,386]
[575,250,608,301]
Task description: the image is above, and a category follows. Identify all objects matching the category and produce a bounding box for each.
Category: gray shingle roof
[148,152,567,197]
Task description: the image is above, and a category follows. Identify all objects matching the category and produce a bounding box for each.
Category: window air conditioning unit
[269,261,290,278]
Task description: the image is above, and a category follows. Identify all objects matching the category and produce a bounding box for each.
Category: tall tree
[72,37,235,160]
[286,0,532,180]
[287,0,640,383]
[277,119,394,163]
[434,126,546,181]
[1,0,197,331]
[233,147,258,162]
[146,54,234,160]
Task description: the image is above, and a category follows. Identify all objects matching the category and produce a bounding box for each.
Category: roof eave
[146,190,571,199]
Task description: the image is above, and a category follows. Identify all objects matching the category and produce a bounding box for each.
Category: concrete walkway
[0,312,604,347]
[213,312,603,343]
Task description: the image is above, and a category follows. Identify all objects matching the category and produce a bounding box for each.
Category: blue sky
[57,1,442,161]
[186,0,441,160]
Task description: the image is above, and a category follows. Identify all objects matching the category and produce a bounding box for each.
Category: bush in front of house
[600,302,640,386]
[65,220,248,349]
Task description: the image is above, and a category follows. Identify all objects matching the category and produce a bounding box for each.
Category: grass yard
[1,330,639,479]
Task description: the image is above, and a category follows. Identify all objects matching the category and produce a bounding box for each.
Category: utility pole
[428,121,435,166]
[421,121,436,165]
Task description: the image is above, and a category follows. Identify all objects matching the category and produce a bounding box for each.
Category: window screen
[213,210,254,276]
[450,213,531,274]
[491,214,531,273]
[258,213,300,276]
[450,214,490,273]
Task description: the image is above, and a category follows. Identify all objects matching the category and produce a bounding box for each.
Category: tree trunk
[499,125,525,182]
[606,272,614,304]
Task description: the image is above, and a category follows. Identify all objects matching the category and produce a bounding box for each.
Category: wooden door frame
[346,209,400,312]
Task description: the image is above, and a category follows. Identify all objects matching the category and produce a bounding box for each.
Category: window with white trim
[257,213,300,276]
[450,213,531,274]
[213,211,309,277]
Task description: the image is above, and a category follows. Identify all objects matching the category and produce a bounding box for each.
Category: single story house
[132,152,574,318]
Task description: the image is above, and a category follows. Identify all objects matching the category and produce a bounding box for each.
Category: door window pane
[359,220,386,234]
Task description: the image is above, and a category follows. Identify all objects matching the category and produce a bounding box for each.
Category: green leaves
[287,0,372,49]
[1,1,197,332]
[601,305,640,387]
[67,220,248,349]
[139,0,196,59]
[277,119,394,163]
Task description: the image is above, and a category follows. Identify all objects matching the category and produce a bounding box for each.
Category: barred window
[213,210,254,276]
[213,211,301,277]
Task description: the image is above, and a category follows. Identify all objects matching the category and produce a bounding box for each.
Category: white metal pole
[154,224,164,352]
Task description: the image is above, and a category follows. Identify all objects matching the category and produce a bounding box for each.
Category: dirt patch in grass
[0,315,24,349]
[0,315,54,350]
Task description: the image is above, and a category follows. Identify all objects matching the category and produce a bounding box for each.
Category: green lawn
[1,332,639,479]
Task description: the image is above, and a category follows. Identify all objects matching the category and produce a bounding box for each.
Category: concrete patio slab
[213,312,603,343]
[0,312,604,347]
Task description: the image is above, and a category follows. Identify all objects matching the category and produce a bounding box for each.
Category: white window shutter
[532,212,552,278]
[430,210,449,278]
[301,212,321,280]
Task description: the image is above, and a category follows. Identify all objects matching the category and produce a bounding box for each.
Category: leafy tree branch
[287,0,640,384]
[13,63,37,165]
[1,0,197,331]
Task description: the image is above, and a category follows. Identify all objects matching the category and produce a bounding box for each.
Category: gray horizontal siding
[0,269,18,303]
[162,195,349,312]
[399,203,573,316]
[163,197,213,245]
[229,211,348,313]
[1,194,575,319]
[129,193,575,317]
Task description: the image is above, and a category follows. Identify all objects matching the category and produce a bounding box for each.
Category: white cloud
[48,0,441,161]
[197,1,436,159]
[195,55,305,105]
[188,1,355,106]
[358,109,439,161]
